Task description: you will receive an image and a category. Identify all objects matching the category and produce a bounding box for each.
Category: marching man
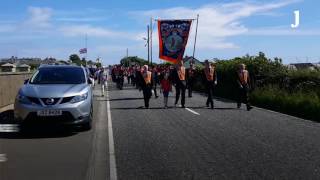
[203,60,217,109]
[172,60,187,108]
[139,65,152,109]
[99,67,108,97]
[186,63,196,98]
[236,64,253,111]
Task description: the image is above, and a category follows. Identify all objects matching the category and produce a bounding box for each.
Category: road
[0,82,320,180]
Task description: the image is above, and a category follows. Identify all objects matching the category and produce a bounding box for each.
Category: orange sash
[177,67,186,81]
[205,67,215,81]
[238,70,248,84]
[143,71,152,84]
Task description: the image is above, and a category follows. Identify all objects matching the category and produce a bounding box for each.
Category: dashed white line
[106,85,118,180]
[185,108,200,115]
[0,154,7,162]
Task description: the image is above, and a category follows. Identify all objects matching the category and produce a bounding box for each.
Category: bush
[251,86,320,121]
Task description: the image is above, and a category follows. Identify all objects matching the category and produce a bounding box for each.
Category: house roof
[17,64,31,68]
[1,63,16,67]
[183,56,203,68]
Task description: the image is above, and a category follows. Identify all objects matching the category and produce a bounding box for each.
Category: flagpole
[150,17,153,65]
[147,25,150,64]
[192,14,199,62]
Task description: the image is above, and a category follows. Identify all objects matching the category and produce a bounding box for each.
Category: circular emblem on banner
[164,32,183,53]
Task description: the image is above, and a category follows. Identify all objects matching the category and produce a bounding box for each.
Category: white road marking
[0,154,7,162]
[0,124,19,132]
[106,85,118,180]
[185,108,200,115]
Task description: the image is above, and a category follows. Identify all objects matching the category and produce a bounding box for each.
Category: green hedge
[251,86,320,121]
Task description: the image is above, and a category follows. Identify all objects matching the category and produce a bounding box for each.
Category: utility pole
[85,34,88,66]
[192,14,199,64]
[147,25,150,64]
[150,17,153,65]
[126,48,128,58]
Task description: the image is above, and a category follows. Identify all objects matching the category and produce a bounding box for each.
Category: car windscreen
[30,67,86,84]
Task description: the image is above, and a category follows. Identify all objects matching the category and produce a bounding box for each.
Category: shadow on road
[108,97,144,101]
[0,128,77,139]
[0,109,14,124]
[111,106,240,111]
[0,109,78,139]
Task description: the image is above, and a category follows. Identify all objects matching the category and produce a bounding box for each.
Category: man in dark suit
[138,65,152,108]
[151,65,159,98]
[171,60,187,108]
[186,63,196,98]
[236,64,253,111]
[203,60,217,109]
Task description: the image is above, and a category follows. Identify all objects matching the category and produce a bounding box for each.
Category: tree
[96,62,102,68]
[69,54,81,65]
[81,58,87,67]
[120,56,149,67]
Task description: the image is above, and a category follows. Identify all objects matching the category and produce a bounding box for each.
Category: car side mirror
[24,79,29,84]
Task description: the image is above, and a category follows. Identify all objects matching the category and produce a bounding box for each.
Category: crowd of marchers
[90,60,253,111]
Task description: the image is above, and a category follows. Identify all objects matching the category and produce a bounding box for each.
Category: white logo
[46,98,55,105]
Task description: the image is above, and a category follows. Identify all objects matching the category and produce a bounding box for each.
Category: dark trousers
[187,79,194,97]
[237,85,251,107]
[127,76,131,84]
[142,85,152,108]
[153,83,158,97]
[206,82,215,108]
[175,81,186,106]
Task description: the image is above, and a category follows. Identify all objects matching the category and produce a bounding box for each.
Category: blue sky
[0,0,320,64]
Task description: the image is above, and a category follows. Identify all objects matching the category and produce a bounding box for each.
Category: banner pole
[192,14,199,62]
[150,17,153,65]
[147,25,150,64]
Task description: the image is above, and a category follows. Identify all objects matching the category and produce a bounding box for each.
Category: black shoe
[206,103,209,107]
[181,105,185,108]
[247,106,253,111]
[211,104,214,109]
[237,104,241,108]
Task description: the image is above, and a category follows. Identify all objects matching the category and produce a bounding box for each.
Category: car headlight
[70,92,88,104]
[16,93,31,104]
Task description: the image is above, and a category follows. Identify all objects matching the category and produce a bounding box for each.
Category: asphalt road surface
[0,82,320,180]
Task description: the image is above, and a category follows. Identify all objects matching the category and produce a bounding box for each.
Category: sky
[0,0,320,65]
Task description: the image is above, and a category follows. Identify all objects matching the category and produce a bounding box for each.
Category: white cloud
[0,24,15,33]
[55,17,106,22]
[25,7,53,28]
[246,27,320,36]
[58,24,139,40]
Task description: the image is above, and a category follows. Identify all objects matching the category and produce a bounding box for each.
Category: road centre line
[185,108,200,115]
[106,85,118,180]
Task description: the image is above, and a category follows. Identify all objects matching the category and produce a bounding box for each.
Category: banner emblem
[158,20,192,63]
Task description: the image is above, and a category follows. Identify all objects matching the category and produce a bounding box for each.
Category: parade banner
[158,20,192,63]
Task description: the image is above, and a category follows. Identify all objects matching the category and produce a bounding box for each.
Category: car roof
[39,65,84,69]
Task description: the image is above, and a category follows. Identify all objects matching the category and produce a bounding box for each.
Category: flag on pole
[158,20,192,63]
[79,48,87,54]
